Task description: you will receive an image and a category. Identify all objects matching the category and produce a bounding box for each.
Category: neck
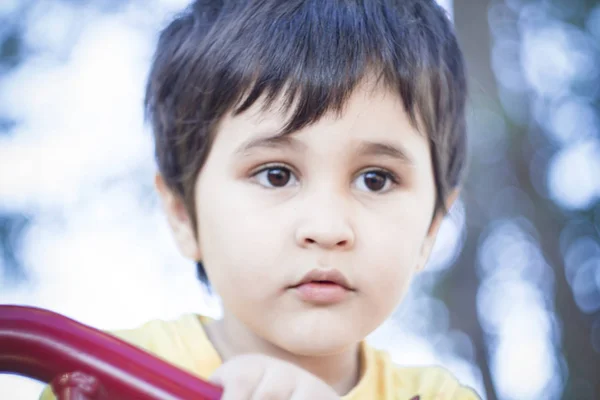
[204,312,362,395]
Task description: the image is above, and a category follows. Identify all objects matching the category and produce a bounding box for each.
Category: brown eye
[267,168,290,186]
[363,171,386,191]
[255,166,297,188]
[354,169,397,193]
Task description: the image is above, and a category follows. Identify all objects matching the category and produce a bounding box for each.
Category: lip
[292,269,354,290]
[289,269,354,305]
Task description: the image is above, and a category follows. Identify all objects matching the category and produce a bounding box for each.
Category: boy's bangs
[192,0,450,137]
[231,62,396,137]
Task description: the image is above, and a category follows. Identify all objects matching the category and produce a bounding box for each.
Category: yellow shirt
[40,314,480,400]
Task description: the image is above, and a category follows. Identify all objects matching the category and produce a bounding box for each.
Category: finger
[210,357,263,385]
[220,384,253,400]
[210,357,265,400]
[213,372,258,400]
[250,365,294,400]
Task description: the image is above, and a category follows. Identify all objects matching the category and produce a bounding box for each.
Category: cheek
[360,236,416,301]
[357,206,430,299]
[195,183,287,296]
[355,241,417,325]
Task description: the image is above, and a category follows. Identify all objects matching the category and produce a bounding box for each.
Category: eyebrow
[235,133,306,155]
[355,141,414,165]
[235,134,414,165]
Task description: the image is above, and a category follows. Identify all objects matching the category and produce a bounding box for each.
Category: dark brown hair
[145,0,468,286]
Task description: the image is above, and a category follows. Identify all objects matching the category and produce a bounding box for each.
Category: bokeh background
[1,0,599,399]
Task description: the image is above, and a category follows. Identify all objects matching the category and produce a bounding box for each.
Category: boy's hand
[210,354,341,400]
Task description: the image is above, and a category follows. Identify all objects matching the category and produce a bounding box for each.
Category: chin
[280,336,353,357]
[269,321,360,357]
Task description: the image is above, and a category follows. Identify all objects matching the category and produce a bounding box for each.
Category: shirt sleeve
[393,365,481,400]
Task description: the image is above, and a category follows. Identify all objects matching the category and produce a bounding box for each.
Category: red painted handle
[0,305,223,399]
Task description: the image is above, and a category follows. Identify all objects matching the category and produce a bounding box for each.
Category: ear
[154,173,202,261]
[415,189,461,271]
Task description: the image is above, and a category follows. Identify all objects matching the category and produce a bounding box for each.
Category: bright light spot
[477,219,541,279]
[549,98,599,145]
[0,0,19,17]
[492,335,559,400]
[563,236,600,287]
[18,184,216,328]
[435,0,454,21]
[477,277,546,334]
[426,199,466,271]
[23,1,80,54]
[498,301,552,340]
[547,139,600,210]
[521,23,595,97]
[571,258,600,314]
[479,278,562,400]
[157,0,193,10]
[0,15,153,210]
[477,220,562,400]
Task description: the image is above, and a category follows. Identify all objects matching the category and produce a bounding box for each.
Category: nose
[294,194,355,251]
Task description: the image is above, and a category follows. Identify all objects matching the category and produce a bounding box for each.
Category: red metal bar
[0,305,222,399]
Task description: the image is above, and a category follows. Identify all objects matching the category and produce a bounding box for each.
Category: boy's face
[159,82,449,355]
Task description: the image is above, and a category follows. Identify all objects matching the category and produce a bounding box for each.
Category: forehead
[228,83,423,139]
[210,83,431,165]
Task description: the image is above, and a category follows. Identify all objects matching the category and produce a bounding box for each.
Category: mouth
[291,268,353,289]
[289,269,355,305]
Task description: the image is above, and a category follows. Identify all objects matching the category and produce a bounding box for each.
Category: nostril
[303,238,349,247]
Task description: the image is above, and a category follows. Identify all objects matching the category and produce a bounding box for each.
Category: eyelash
[251,163,299,178]
[366,169,400,185]
[354,167,400,193]
[250,163,401,192]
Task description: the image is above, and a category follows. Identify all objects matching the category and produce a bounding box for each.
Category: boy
[42,0,478,398]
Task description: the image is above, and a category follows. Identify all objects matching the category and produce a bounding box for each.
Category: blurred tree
[451,0,600,399]
[450,3,499,399]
